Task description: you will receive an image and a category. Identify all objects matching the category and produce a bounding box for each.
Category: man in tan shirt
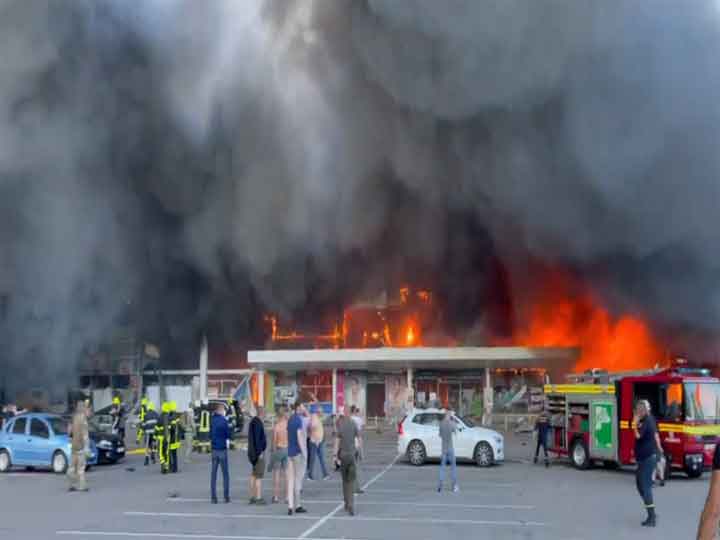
[68,400,90,492]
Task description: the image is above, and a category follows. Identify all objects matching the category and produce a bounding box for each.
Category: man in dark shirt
[210,403,232,504]
[698,444,720,539]
[247,406,267,505]
[634,400,661,527]
[334,406,360,516]
[534,411,550,467]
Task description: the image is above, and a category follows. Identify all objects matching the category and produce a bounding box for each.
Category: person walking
[437,409,458,493]
[634,400,662,527]
[248,406,267,505]
[533,410,550,467]
[67,401,90,493]
[168,401,181,474]
[210,402,232,504]
[350,406,365,494]
[334,406,360,516]
[307,404,329,481]
[287,402,308,516]
[270,406,289,504]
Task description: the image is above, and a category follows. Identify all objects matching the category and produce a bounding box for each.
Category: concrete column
[332,368,337,414]
[257,370,265,407]
[406,368,414,407]
[199,335,208,403]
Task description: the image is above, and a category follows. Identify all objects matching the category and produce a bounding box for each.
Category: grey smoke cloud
[2,0,720,394]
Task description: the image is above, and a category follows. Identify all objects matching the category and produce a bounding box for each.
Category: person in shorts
[270,407,289,503]
[247,406,267,505]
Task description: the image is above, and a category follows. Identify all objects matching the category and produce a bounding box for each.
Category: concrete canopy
[248,346,579,372]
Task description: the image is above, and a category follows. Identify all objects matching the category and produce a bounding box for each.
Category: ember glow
[504,269,666,372]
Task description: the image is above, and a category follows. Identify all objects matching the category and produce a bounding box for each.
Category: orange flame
[506,269,665,372]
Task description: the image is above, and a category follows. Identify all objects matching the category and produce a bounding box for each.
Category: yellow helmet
[169,401,177,412]
[112,396,120,405]
[161,402,171,413]
[141,397,148,406]
[147,401,155,411]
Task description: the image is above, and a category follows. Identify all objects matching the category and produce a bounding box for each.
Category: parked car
[398,408,504,467]
[0,413,98,473]
[88,417,125,464]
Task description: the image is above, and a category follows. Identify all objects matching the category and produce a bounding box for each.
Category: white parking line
[56,533,364,540]
[165,498,534,510]
[330,516,547,527]
[296,454,400,540]
[125,511,315,521]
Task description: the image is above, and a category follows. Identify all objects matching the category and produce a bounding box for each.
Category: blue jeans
[438,449,457,489]
[307,441,328,479]
[211,449,229,501]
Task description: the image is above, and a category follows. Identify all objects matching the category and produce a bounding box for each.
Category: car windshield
[460,416,475,428]
[685,383,720,421]
[49,417,69,436]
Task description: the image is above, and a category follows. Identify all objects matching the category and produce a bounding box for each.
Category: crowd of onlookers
[210,400,365,515]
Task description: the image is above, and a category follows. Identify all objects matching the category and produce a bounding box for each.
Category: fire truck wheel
[407,440,426,466]
[474,442,494,467]
[686,467,703,479]
[570,439,590,470]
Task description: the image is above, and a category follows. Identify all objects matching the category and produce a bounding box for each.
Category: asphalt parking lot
[0,430,713,540]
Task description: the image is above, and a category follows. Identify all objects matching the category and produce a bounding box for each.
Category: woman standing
[633,400,662,527]
[269,407,289,504]
[307,404,330,480]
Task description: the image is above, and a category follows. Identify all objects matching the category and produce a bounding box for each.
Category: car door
[7,417,30,463]
[423,413,444,457]
[451,416,473,458]
[28,418,53,465]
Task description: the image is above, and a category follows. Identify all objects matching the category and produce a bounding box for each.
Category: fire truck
[544,366,720,478]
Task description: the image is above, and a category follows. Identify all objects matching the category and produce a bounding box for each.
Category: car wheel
[52,451,68,474]
[474,442,494,467]
[571,439,590,470]
[407,440,426,466]
[686,466,703,479]
[0,450,11,472]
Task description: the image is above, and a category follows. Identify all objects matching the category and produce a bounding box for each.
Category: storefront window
[300,372,333,403]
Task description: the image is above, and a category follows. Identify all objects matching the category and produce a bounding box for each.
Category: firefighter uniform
[168,401,181,473]
[110,396,126,443]
[143,402,159,466]
[195,404,211,454]
[156,402,171,474]
[137,397,148,446]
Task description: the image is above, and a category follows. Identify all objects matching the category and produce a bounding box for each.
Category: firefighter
[110,396,127,444]
[136,397,148,446]
[156,402,171,474]
[533,410,550,467]
[168,401,181,473]
[196,402,211,454]
[143,401,159,466]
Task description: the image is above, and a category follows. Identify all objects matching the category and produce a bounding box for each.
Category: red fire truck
[544,366,720,478]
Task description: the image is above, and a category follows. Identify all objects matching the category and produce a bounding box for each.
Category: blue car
[0,413,98,473]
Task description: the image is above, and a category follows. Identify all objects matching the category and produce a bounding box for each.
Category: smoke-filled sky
[2,0,720,391]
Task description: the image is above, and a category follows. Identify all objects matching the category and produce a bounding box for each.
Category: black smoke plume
[2,0,720,396]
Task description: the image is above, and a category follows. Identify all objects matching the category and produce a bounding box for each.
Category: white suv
[398,409,504,467]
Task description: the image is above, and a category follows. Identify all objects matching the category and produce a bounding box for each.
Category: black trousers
[636,455,657,508]
[170,449,178,473]
[534,439,548,460]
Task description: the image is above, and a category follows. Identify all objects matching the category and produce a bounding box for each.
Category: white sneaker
[452,486,460,493]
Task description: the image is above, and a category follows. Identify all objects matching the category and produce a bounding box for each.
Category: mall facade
[248,346,578,418]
